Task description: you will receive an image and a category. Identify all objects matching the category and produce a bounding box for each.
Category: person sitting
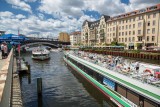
[122,67,130,73]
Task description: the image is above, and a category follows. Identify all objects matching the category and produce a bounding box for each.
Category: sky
[0,0,159,38]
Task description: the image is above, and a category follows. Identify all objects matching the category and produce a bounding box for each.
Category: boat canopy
[0,34,29,42]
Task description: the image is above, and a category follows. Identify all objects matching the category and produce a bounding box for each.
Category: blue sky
[0,0,159,37]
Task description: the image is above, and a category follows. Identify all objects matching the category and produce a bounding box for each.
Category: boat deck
[65,51,160,104]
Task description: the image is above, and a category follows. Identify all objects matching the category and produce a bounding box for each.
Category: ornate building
[81,4,160,49]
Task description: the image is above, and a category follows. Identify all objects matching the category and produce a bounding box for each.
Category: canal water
[20,51,116,107]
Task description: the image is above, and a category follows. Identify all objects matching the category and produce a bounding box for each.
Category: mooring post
[27,64,30,73]
[37,78,42,96]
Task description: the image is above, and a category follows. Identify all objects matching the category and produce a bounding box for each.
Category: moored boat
[32,46,50,60]
[64,51,160,107]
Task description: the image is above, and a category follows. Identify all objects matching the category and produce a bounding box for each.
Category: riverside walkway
[0,52,5,70]
[0,50,22,107]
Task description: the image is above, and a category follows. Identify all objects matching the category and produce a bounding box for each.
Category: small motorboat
[32,46,50,60]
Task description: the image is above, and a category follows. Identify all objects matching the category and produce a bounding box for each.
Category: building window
[147,29,150,34]
[129,31,131,35]
[126,20,128,23]
[110,28,112,31]
[152,28,155,34]
[147,21,150,26]
[133,31,135,35]
[132,37,135,42]
[153,20,156,26]
[133,24,135,28]
[148,14,150,19]
[138,30,141,35]
[113,27,115,31]
[125,38,127,42]
[129,37,131,42]
[122,32,124,36]
[152,36,155,41]
[122,38,124,42]
[153,13,156,18]
[119,26,121,30]
[113,33,115,36]
[147,36,149,41]
[138,37,142,41]
[129,25,131,29]
[119,32,121,36]
[122,26,124,30]
[126,31,127,35]
[138,22,141,27]
[119,38,121,42]
[126,25,128,29]
[119,21,121,24]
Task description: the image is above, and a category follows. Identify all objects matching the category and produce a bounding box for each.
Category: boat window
[154,69,160,72]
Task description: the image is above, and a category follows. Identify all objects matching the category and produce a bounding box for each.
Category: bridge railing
[0,49,14,107]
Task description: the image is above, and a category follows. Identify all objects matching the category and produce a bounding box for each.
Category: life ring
[143,69,151,73]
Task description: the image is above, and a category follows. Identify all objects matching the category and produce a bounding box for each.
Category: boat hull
[32,55,50,60]
[63,57,129,107]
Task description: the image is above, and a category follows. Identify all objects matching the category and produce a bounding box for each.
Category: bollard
[37,78,42,96]
[28,74,31,84]
[27,64,30,73]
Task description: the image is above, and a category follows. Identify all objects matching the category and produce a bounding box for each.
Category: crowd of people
[0,42,12,59]
[67,50,160,85]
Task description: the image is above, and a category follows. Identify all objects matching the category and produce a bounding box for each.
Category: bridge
[21,39,70,48]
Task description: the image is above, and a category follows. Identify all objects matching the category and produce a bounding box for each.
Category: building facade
[58,32,70,42]
[70,31,81,46]
[82,4,160,49]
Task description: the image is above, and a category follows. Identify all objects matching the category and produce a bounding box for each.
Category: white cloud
[126,0,160,12]
[38,0,84,18]
[0,11,13,18]
[24,0,37,2]
[1,0,160,37]
[16,14,26,19]
[38,0,160,17]
[6,0,32,13]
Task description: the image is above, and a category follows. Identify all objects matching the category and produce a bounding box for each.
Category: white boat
[32,46,50,60]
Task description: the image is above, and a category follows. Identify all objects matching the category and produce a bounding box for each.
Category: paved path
[0,52,5,71]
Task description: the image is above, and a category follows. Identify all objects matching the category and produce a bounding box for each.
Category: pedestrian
[3,43,8,59]
[1,43,4,59]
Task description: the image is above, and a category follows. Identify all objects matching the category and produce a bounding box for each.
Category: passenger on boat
[135,62,140,72]
[122,67,130,73]
[115,56,119,65]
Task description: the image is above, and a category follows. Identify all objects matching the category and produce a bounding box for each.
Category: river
[20,50,116,107]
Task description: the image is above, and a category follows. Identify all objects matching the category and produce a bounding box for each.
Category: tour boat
[32,46,50,60]
[64,51,160,107]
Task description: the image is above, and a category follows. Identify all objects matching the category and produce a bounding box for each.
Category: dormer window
[149,6,157,10]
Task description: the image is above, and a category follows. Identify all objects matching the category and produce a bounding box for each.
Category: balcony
[99,29,104,34]
[99,33,105,39]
